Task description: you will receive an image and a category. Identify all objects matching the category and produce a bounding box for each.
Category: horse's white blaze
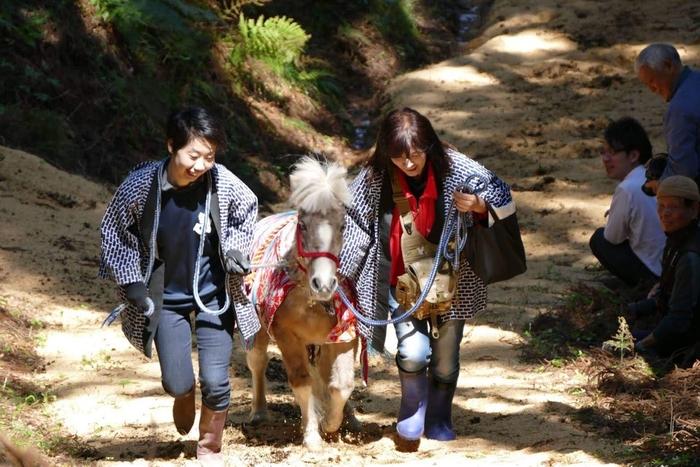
[316,221,333,252]
[308,221,337,299]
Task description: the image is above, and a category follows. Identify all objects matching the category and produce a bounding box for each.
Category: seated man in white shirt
[590,117,666,285]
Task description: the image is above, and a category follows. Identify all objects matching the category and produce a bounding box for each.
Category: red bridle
[295,222,341,273]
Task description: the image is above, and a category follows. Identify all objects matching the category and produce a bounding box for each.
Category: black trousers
[589,227,658,286]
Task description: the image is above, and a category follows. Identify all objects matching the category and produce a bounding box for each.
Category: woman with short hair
[100,106,258,465]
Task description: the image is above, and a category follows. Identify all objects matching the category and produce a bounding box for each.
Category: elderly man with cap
[634,175,700,365]
[634,44,700,186]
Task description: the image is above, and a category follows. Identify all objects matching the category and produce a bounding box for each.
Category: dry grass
[519,282,700,465]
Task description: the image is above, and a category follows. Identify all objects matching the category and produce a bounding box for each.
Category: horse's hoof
[341,414,362,434]
[248,411,269,426]
[321,418,343,435]
[303,432,324,452]
[342,400,362,433]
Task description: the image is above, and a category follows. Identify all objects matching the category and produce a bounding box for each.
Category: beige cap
[657,175,700,201]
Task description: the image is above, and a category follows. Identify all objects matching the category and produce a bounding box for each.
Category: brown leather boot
[197,405,228,466]
[173,387,196,435]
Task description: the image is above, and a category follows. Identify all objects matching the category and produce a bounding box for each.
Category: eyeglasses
[391,152,425,161]
[599,147,627,158]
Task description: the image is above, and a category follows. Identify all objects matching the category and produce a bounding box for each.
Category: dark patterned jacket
[99,159,260,354]
[340,149,515,351]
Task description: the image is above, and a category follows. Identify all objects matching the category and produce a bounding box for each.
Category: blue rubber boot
[396,368,428,440]
[424,374,457,441]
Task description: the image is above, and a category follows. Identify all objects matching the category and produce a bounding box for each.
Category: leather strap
[391,172,414,235]
[391,172,437,264]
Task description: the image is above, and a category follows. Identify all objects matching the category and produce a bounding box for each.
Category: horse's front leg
[246,325,270,425]
[319,340,358,435]
[276,336,323,451]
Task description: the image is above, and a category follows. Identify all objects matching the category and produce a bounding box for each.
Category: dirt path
[2,0,699,465]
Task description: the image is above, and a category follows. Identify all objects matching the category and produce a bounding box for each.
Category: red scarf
[389,164,437,285]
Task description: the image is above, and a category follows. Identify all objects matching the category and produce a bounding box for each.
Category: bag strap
[391,172,415,235]
[485,202,500,223]
[391,172,437,264]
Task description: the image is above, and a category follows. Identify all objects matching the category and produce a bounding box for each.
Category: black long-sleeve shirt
[653,251,700,342]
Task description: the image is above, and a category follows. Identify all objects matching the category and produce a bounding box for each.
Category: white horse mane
[289,156,352,214]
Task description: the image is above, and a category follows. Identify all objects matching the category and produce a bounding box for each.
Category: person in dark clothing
[99,106,258,466]
[634,175,700,366]
[635,43,700,187]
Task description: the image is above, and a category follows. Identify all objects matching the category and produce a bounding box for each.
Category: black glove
[225,249,251,276]
[635,341,649,355]
[124,282,152,314]
[626,298,657,320]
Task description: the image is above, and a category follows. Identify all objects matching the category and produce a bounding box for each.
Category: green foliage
[229,13,343,106]
[563,292,592,306]
[337,23,373,47]
[290,62,342,106]
[648,453,700,466]
[522,327,572,364]
[0,0,438,198]
[89,0,216,75]
[0,108,78,160]
[233,13,310,74]
[0,2,51,47]
[80,350,122,371]
[368,0,422,58]
[520,284,622,365]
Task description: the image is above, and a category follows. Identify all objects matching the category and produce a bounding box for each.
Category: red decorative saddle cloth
[246,212,358,344]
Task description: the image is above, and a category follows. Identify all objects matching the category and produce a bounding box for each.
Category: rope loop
[338,173,489,327]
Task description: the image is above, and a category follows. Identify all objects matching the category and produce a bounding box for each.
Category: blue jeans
[389,287,465,383]
[154,304,234,411]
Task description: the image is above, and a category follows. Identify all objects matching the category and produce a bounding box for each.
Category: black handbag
[465,204,527,284]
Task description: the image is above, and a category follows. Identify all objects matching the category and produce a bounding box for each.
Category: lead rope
[192,172,231,315]
[337,173,488,328]
[102,161,165,327]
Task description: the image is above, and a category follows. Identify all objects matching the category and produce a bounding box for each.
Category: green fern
[235,13,310,73]
[228,13,343,107]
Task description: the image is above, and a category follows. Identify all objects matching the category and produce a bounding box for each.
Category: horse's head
[288,156,351,302]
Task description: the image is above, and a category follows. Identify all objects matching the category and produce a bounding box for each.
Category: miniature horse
[246,157,359,451]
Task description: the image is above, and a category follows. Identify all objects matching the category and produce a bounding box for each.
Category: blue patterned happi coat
[99,158,260,356]
[340,149,515,352]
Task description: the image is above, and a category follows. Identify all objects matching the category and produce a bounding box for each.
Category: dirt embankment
[2,0,700,465]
